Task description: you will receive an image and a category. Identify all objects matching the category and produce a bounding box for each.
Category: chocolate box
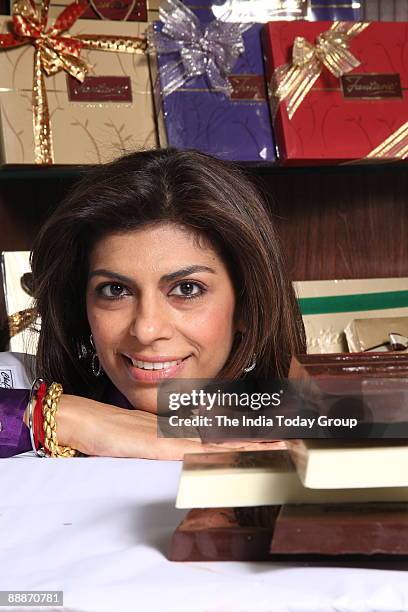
[47,0,160,21]
[184,0,308,23]
[362,0,408,21]
[263,21,408,164]
[181,0,361,23]
[307,0,362,20]
[0,18,157,165]
[345,316,408,352]
[152,21,276,162]
[294,278,408,353]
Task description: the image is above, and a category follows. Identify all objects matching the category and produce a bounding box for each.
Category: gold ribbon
[271,21,369,119]
[365,121,408,160]
[8,308,37,338]
[0,0,147,164]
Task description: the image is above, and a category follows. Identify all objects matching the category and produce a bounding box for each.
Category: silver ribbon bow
[151,0,251,96]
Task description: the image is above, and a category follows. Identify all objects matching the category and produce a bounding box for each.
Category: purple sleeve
[0,389,31,458]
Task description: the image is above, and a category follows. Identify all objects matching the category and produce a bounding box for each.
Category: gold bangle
[42,382,78,458]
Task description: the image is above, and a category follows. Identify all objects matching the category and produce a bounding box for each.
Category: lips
[122,353,190,383]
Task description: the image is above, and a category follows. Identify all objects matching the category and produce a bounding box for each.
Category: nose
[128,290,174,345]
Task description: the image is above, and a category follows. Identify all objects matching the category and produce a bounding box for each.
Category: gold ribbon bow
[0,0,147,164]
[8,307,37,338]
[271,21,369,120]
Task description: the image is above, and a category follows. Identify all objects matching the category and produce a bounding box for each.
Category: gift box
[345,316,408,352]
[363,0,408,21]
[47,0,161,21]
[263,21,408,164]
[294,278,408,353]
[0,251,39,355]
[152,17,276,162]
[184,0,308,23]
[308,0,362,20]
[0,14,157,165]
[181,0,360,23]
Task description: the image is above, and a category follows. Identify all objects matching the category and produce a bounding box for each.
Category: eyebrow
[88,265,216,285]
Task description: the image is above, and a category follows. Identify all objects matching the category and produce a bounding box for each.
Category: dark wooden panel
[0,0,9,13]
[0,165,407,280]
[250,166,408,281]
[0,174,77,251]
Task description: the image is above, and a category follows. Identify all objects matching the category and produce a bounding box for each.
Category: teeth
[128,357,180,370]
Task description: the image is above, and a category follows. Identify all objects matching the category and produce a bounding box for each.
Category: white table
[1,456,408,612]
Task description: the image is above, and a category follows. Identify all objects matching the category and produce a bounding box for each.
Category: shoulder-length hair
[31,149,306,399]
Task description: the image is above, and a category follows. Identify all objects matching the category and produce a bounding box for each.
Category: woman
[0,148,305,459]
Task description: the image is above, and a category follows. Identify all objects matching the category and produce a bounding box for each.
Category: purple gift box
[152,21,276,163]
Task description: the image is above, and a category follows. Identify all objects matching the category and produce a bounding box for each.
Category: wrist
[55,394,81,449]
[55,394,114,456]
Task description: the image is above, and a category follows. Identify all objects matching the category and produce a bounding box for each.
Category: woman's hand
[55,395,285,460]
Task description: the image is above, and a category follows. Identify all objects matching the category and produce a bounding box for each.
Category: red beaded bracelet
[33,382,47,451]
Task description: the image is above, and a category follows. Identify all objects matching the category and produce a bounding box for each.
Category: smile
[122,354,190,383]
[127,358,182,370]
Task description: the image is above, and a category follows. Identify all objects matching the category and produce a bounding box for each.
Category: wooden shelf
[1,160,408,179]
[0,162,407,280]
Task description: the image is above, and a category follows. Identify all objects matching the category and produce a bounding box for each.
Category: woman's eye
[169,281,204,299]
[98,283,130,299]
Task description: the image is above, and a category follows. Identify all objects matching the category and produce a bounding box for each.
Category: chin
[127,387,159,413]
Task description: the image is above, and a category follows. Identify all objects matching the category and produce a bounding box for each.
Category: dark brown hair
[31,148,306,399]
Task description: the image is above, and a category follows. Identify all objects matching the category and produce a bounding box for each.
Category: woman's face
[86,223,238,412]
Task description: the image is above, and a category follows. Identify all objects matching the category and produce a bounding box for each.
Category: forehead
[88,223,223,272]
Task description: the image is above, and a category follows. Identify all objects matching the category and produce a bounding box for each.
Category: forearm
[55,395,211,459]
[55,395,285,459]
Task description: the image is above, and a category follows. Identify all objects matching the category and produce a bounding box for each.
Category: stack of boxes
[2,0,408,165]
[169,352,408,561]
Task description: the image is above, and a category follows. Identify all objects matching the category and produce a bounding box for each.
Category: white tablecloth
[1,455,408,612]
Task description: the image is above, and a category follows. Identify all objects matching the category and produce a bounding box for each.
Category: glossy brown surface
[271,503,408,555]
[288,353,408,427]
[251,166,408,280]
[169,507,279,562]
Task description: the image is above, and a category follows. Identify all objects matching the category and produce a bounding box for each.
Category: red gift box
[262,21,408,164]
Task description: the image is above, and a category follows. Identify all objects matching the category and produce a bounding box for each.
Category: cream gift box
[1,251,39,355]
[0,18,157,165]
[345,316,408,353]
[294,278,408,354]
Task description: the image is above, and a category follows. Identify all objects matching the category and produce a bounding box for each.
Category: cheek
[86,300,128,355]
[181,294,236,350]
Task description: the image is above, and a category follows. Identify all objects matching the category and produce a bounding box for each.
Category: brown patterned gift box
[362,0,408,21]
[48,0,160,21]
[0,8,157,164]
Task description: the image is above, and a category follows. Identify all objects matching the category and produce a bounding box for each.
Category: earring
[243,355,257,373]
[89,334,104,377]
[76,339,89,360]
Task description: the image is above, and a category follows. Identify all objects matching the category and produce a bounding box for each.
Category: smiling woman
[86,226,238,414]
[0,149,306,458]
